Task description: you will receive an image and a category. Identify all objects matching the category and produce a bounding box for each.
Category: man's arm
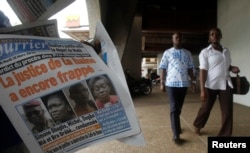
[188,68,196,92]
[200,69,208,102]
[188,68,196,82]
[160,69,166,92]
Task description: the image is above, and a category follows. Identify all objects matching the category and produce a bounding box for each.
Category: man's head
[44,92,74,123]
[23,100,45,125]
[172,32,182,48]
[208,27,222,44]
[69,83,89,103]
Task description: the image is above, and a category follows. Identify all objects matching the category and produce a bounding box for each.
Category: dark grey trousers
[193,85,233,136]
[167,86,188,138]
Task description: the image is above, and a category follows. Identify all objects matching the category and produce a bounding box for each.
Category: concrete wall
[121,16,142,78]
[218,0,250,106]
[99,0,141,78]
[99,0,138,59]
[86,0,141,78]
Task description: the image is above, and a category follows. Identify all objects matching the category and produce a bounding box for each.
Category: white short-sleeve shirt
[159,47,195,87]
[199,45,232,90]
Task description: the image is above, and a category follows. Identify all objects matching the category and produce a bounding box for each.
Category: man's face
[24,106,45,125]
[209,29,221,44]
[93,79,110,100]
[172,33,182,46]
[47,96,70,122]
[75,86,89,101]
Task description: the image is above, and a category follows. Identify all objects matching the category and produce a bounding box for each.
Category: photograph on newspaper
[0,34,141,153]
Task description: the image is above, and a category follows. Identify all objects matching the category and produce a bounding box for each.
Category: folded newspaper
[0,19,59,37]
[94,21,145,146]
[0,34,142,153]
[7,0,75,23]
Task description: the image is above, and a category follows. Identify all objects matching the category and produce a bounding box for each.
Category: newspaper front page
[0,34,141,153]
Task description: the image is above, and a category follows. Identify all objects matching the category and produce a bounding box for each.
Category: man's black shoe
[172,137,185,145]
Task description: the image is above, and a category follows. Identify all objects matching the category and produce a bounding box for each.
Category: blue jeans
[167,86,187,138]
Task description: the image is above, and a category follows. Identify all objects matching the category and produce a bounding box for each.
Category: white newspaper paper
[0,19,59,37]
[7,0,75,23]
[0,34,141,153]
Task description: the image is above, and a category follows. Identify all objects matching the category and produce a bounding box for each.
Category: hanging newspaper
[0,34,141,153]
[7,0,75,23]
[0,19,59,37]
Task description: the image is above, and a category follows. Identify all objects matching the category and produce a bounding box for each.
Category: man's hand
[80,39,101,54]
[231,66,240,74]
[200,90,207,102]
[191,83,196,93]
[160,84,166,92]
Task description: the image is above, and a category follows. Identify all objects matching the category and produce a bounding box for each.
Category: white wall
[218,0,250,106]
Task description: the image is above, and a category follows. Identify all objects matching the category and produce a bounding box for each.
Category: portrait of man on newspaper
[88,75,119,109]
[68,82,97,116]
[42,91,76,124]
[22,99,55,134]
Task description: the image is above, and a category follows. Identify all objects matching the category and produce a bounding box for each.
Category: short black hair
[69,83,88,94]
[42,90,68,108]
[209,27,222,38]
[172,32,182,38]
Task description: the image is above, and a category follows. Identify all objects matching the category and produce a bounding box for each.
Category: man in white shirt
[159,32,196,144]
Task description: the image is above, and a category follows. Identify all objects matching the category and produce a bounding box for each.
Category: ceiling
[137,0,217,57]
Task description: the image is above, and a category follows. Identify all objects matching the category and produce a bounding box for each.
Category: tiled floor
[76,86,250,153]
